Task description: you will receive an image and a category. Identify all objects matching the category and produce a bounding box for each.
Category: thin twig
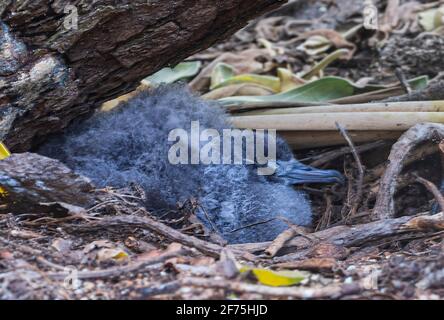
[336,122,365,218]
[198,204,219,234]
[229,218,277,234]
[265,228,296,257]
[316,193,333,231]
[414,174,444,212]
[395,67,412,94]
[277,215,318,242]
[305,140,388,168]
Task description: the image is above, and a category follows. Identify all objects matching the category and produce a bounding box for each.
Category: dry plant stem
[231,112,444,131]
[229,212,444,254]
[336,122,365,218]
[395,68,412,94]
[265,228,297,257]
[65,214,224,258]
[316,194,333,231]
[241,101,444,116]
[307,140,389,167]
[281,130,400,150]
[277,216,318,242]
[199,204,219,234]
[340,164,354,219]
[415,175,444,212]
[180,277,362,299]
[229,218,277,234]
[373,123,444,220]
[440,140,444,170]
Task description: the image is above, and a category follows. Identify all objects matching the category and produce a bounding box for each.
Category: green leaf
[143,61,202,86]
[212,74,281,92]
[418,7,444,31]
[435,7,444,29]
[218,76,429,109]
[210,63,236,89]
[219,77,355,107]
[240,266,306,287]
[301,49,350,80]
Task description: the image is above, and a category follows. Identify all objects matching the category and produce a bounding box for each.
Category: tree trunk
[0,0,284,151]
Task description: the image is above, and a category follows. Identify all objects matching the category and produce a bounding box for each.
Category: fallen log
[0,0,284,151]
[228,212,444,256]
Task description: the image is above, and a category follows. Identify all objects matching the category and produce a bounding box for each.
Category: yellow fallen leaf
[202,84,273,100]
[97,248,129,262]
[434,7,444,29]
[418,6,444,31]
[210,63,236,89]
[240,266,306,287]
[0,142,11,160]
[0,186,9,198]
[112,250,129,260]
[212,74,280,92]
[258,38,285,57]
[277,68,305,92]
[300,49,350,80]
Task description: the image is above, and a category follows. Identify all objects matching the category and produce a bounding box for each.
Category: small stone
[344,277,354,284]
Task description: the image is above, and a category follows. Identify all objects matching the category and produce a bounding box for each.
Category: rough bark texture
[0,0,284,151]
[229,212,444,256]
[372,123,444,220]
[0,153,95,215]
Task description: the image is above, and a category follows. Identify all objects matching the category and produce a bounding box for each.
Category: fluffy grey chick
[39,85,342,243]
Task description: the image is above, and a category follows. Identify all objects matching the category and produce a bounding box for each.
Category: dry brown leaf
[51,238,73,254]
[255,16,287,41]
[189,49,272,92]
[381,0,401,32]
[202,84,273,100]
[297,29,356,59]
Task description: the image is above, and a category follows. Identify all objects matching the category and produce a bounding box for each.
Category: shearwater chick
[39,85,342,243]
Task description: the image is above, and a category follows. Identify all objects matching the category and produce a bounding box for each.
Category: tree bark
[0,0,284,151]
